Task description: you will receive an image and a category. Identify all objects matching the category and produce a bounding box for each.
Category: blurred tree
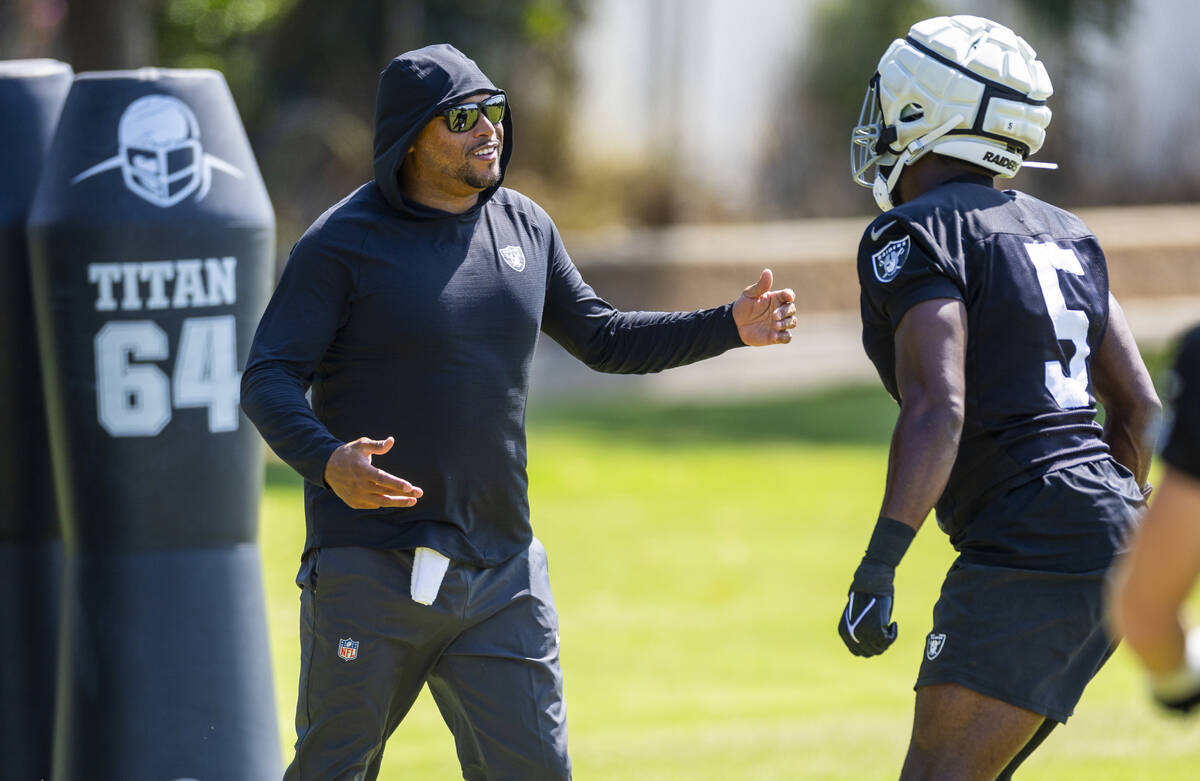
[66,0,155,70]
[756,0,939,218]
[757,0,1139,218]
[1009,0,1135,206]
[149,0,586,252]
[1016,0,1129,31]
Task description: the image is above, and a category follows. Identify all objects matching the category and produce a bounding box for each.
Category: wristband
[863,516,917,568]
[1149,625,1200,708]
[850,517,917,595]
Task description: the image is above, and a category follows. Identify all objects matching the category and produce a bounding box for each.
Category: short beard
[455,159,501,191]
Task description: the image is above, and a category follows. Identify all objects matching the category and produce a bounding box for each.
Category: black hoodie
[242,44,743,566]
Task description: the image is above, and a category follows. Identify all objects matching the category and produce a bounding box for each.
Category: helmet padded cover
[876,15,1053,177]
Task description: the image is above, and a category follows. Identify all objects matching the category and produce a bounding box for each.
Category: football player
[837,15,1161,778]
[1109,324,1200,714]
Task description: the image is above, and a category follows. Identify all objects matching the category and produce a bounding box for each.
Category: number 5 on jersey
[1024,241,1091,409]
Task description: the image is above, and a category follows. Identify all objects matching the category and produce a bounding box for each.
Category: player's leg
[427,537,571,781]
[284,546,456,781]
[901,683,1044,779]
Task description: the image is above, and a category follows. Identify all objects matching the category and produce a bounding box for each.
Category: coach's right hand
[838,557,899,657]
[325,436,423,510]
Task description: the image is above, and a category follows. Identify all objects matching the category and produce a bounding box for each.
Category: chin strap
[872,113,966,211]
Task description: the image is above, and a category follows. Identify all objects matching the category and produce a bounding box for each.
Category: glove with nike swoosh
[838,517,916,657]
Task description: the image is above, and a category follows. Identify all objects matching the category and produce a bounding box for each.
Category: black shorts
[915,460,1142,722]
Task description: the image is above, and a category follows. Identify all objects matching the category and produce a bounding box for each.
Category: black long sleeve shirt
[241,183,742,565]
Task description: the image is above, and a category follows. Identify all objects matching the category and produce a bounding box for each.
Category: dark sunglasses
[440,94,506,133]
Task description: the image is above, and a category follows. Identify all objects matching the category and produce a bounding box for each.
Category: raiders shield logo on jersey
[872,236,911,283]
[499,245,526,272]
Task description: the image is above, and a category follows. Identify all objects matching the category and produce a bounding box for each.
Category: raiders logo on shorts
[926,632,947,660]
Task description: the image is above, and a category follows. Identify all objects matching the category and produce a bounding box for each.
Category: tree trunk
[64,0,155,71]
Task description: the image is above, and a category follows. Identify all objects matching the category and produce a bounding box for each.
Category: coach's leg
[284,547,452,781]
[900,683,1045,781]
[427,538,570,781]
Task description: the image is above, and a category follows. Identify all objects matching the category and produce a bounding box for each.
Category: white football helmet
[851,15,1054,212]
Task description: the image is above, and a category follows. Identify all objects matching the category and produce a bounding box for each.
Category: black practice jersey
[1162,325,1200,480]
[858,175,1113,541]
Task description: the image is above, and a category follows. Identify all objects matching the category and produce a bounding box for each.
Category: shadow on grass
[527,383,899,447]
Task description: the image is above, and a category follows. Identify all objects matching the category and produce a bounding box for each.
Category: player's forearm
[1111,554,1187,675]
[1119,600,1188,676]
[879,395,963,527]
[1109,469,1200,673]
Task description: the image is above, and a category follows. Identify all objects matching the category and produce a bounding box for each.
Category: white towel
[410,547,451,605]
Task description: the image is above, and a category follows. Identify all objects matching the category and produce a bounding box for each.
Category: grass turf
[257,385,1200,779]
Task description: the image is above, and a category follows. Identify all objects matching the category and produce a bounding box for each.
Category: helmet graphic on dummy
[118,95,204,207]
[850,15,1053,212]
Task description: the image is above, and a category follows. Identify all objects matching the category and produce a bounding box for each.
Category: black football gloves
[839,560,898,656]
[838,517,915,658]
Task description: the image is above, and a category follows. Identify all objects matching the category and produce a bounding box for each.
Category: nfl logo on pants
[338,638,359,661]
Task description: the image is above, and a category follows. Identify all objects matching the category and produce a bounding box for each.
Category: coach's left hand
[733,269,796,345]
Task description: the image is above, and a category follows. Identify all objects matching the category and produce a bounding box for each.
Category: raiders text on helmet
[851,15,1053,212]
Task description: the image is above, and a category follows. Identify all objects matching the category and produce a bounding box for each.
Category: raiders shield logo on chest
[499,245,526,272]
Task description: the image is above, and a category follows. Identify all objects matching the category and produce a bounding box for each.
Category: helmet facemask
[850,76,890,190]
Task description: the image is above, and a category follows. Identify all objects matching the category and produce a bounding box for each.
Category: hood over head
[373,44,513,214]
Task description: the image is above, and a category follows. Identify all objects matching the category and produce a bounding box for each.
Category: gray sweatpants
[283,539,570,781]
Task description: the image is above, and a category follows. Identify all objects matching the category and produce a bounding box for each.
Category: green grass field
[257,385,1200,779]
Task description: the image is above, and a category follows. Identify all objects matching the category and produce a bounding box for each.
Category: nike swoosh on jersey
[870,220,897,242]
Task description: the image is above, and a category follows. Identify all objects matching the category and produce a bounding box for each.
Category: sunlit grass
[257,383,1199,779]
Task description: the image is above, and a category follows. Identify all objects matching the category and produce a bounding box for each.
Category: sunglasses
[440,94,506,133]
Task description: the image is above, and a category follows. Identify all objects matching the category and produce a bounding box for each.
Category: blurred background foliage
[4,0,587,243]
[2,0,1189,241]
[760,0,1136,216]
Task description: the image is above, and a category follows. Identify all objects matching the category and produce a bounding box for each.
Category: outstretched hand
[324,436,423,510]
[732,269,797,346]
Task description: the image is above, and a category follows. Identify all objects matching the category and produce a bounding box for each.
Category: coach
[241,43,796,780]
